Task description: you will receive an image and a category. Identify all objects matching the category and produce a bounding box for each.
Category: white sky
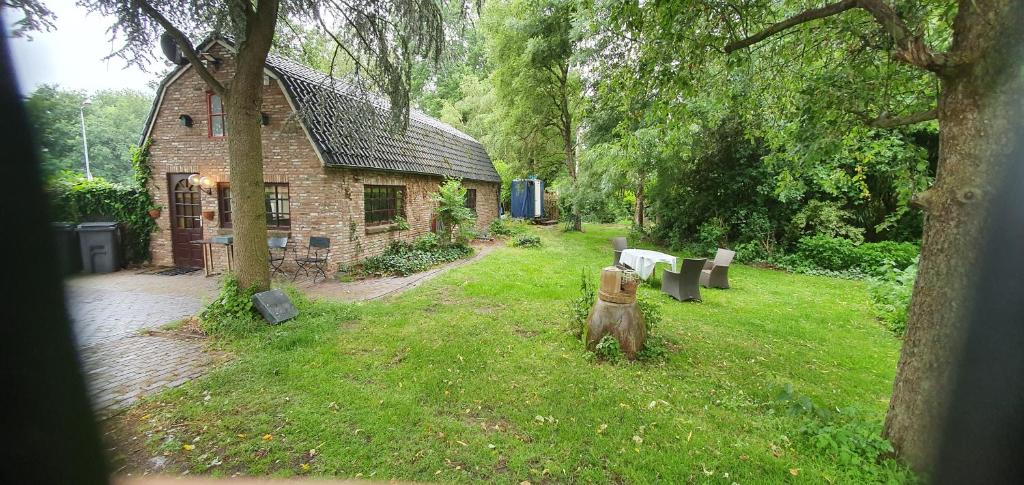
[4,0,162,94]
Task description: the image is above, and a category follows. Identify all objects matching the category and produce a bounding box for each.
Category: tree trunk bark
[223,24,277,292]
[883,0,1023,471]
[635,174,645,229]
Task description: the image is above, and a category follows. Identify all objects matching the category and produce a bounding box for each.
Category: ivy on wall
[48,139,157,265]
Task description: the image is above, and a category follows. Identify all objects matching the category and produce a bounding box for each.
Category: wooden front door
[168,173,204,268]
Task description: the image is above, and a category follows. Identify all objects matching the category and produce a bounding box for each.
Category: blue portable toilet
[510,178,544,219]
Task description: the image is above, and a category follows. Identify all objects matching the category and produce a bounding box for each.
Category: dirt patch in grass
[101,408,188,476]
[513,328,540,338]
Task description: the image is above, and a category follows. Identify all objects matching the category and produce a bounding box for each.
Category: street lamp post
[79,99,92,181]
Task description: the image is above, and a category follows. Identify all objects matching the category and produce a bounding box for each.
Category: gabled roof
[141,39,500,183]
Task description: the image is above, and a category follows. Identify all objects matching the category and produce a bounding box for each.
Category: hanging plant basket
[148,208,162,219]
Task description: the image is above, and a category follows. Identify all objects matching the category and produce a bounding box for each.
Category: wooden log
[586,299,646,360]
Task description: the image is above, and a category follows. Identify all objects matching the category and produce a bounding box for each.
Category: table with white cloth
[618,249,678,280]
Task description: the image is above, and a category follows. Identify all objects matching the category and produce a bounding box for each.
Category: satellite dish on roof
[160,32,188,66]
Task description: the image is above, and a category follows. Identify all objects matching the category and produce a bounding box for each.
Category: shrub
[489,218,516,237]
[636,296,662,332]
[794,235,919,276]
[361,239,473,276]
[48,173,157,264]
[568,269,595,339]
[788,199,865,244]
[431,178,476,245]
[695,217,728,256]
[594,335,624,362]
[510,233,542,248]
[868,263,918,336]
[199,274,259,335]
[412,232,440,252]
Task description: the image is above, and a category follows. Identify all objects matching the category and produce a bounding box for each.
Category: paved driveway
[65,272,220,416]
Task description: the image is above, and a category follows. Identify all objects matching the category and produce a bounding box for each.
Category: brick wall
[146,43,498,272]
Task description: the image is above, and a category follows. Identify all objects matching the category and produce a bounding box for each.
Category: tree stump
[586,266,646,359]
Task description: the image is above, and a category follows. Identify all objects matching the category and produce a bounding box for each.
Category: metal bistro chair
[662,258,707,302]
[700,248,736,289]
[267,236,289,278]
[612,236,628,267]
[294,236,331,283]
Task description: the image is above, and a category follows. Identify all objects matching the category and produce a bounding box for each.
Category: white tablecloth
[619,249,678,279]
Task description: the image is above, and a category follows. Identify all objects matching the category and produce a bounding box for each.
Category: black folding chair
[294,236,331,283]
[267,236,288,278]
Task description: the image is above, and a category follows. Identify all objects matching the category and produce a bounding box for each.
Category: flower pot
[202,210,216,221]
[148,209,162,219]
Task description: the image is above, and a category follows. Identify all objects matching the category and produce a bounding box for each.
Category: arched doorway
[168,173,204,268]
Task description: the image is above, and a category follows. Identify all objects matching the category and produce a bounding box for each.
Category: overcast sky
[4,0,162,95]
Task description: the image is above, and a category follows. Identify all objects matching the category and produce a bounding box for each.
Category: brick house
[141,39,500,271]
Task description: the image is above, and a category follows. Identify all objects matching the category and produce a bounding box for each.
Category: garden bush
[199,274,260,336]
[48,174,157,264]
[488,217,527,237]
[431,178,476,244]
[510,233,542,248]
[361,238,473,276]
[868,263,918,336]
[794,235,918,276]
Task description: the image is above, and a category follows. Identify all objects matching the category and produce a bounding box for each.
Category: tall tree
[24,85,152,184]
[485,0,582,228]
[721,0,1024,471]
[67,0,449,291]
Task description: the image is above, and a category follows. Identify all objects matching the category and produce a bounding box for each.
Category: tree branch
[724,0,948,73]
[725,0,859,53]
[869,108,938,128]
[135,0,227,95]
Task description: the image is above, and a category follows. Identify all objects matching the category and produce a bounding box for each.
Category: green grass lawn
[123,224,908,483]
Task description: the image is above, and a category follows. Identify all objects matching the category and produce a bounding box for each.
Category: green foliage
[788,200,865,244]
[129,139,154,189]
[391,215,411,232]
[774,384,912,481]
[361,239,473,276]
[510,233,542,248]
[47,172,157,264]
[25,85,152,184]
[636,333,670,363]
[199,274,259,336]
[636,296,662,333]
[488,217,525,237]
[695,217,729,257]
[412,232,440,252]
[794,236,919,276]
[869,263,919,336]
[431,178,477,245]
[594,334,623,363]
[568,269,595,339]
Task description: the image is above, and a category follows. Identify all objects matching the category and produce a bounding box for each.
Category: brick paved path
[65,273,220,417]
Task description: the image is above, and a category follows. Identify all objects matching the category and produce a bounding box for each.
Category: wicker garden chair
[267,236,288,278]
[700,248,736,289]
[612,236,628,266]
[293,236,331,283]
[662,258,707,301]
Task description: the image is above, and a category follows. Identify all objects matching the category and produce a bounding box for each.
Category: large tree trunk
[223,14,278,292]
[634,174,645,229]
[558,65,582,232]
[883,0,1023,471]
